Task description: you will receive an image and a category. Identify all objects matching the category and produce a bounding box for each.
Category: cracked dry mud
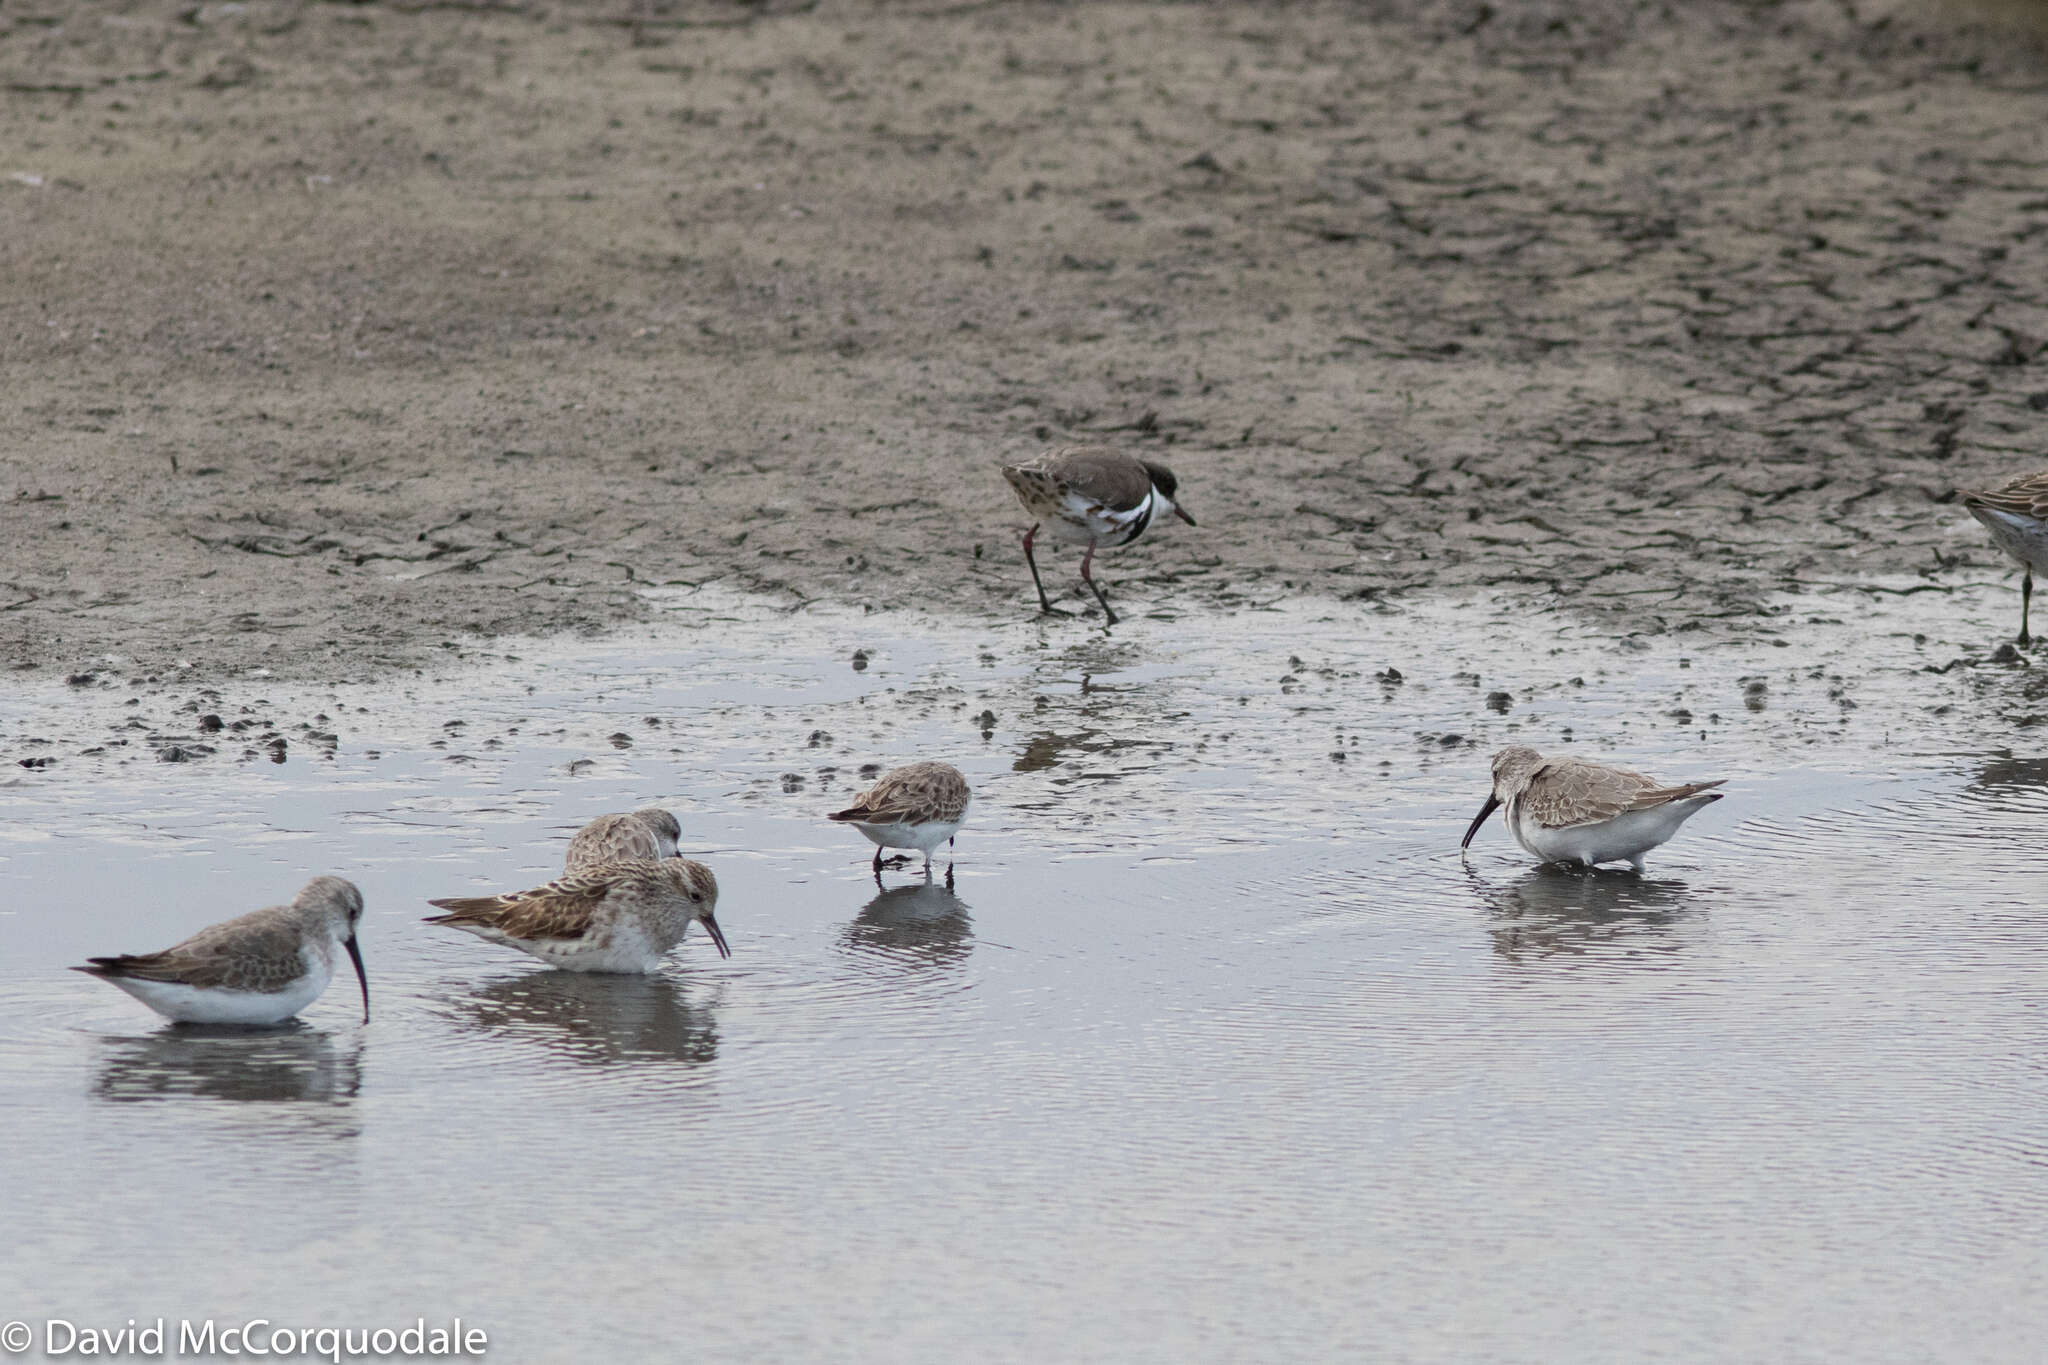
[4,0,2048,686]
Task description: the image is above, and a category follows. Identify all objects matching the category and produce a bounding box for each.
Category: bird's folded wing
[427,873,614,940]
[1963,471,2048,518]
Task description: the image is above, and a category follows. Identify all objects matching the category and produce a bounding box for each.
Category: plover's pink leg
[1022,522,1061,615]
[1078,540,1117,625]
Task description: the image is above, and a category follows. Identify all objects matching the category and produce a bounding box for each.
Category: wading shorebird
[1461,747,1725,873]
[1959,469,2048,645]
[828,761,971,882]
[425,856,727,973]
[1000,446,1196,625]
[563,806,682,873]
[74,876,370,1026]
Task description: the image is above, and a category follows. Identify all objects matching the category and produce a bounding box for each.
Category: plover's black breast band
[1115,500,1154,546]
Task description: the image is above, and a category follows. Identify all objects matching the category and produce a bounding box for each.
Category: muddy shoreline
[5,0,2048,692]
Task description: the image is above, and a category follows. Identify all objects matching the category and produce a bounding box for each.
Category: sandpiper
[425,856,728,973]
[73,876,369,1026]
[1461,747,1725,872]
[564,806,682,872]
[828,761,971,880]
[1959,469,2048,645]
[1000,445,1196,624]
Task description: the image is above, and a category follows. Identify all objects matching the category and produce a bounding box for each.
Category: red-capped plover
[1959,469,2048,645]
[1461,746,1725,872]
[425,856,728,973]
[1000,445,1196,624]
[828,761,971,881]
[73,875,370,1026]
[564,806,682,872]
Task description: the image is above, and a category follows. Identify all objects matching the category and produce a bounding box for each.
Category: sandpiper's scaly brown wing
[426,870,619,942]
[830,762,971,825]
[1519,760,1726,830]
[78,905,310,992]
[1961,469,2048,520]
[564,807,681,872]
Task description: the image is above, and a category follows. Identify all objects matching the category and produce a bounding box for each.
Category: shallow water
[3,585,2047,1363]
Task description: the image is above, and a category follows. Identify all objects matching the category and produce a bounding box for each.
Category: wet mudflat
[3,586,2047,1360]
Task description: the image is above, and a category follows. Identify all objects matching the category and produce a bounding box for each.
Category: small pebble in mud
[66,672,96,687]
[1329,751,1346,762]
[609,732,633,749]
[157,744,215,763]
[851,650,870,672]
[18,756,55,769]
[1485,690,1513,713]
[859,762,883,778]
[808,729,833,747]
[1667,708,1694,725]
[1991,643,2023,665]
[1376,668,1403,685]
[1439,733,1463,746]
[645,716,662,727]
[265,738,287,763]
[781,772,806,793]
[197,714,223,732]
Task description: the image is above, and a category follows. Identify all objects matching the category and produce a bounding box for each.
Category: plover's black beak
[1461,794,1502,850]
[1172,503,1197,527]
[700,913,731,959]
[343,934,370,1022]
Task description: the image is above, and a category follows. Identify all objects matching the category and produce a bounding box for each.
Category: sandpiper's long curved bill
[1460,794,1503,850]
[343,935,370,1022]
[700,913,732,960]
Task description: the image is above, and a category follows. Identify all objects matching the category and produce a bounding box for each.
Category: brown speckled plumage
[829,761,972,827]
[1961,469,2048,525]
[563,807,682,872]
[1958,469,2048,643]
[426,856,727,970]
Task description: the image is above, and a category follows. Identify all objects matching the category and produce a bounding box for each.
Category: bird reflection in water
[1468,863,1695,966]
[841,882,973,971]
[93,1023,364,1106]
[447,971,719,1067]
[1969,755,2048,801]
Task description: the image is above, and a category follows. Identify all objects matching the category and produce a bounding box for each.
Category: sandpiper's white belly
[461,918,677,975]
[849,819,962,854]
[109,959,332,1026]
[1509,800,1715,870]
[1971,506,2048,573]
